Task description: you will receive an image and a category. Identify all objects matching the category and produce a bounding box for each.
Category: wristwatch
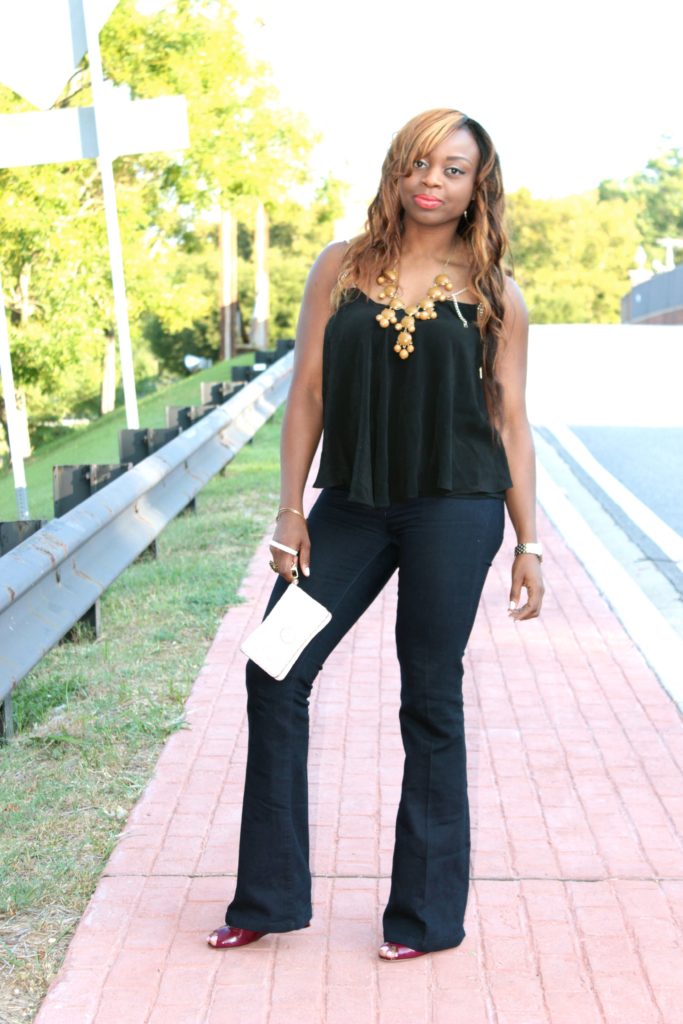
[514,542,543,562]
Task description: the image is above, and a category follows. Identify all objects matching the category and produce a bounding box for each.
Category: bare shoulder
[298,240,350,325]
[502,273,529,328]
[308,240,350,292]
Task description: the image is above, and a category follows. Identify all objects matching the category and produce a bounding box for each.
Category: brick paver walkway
[34,484,683,1024]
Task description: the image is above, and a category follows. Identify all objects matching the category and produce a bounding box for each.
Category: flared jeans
[225,486,505,953]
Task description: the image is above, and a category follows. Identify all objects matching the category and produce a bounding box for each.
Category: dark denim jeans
[225,487,505,952]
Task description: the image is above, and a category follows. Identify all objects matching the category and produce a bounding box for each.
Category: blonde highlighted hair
[332,108,511,425]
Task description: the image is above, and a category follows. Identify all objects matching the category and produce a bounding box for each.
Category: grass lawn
[0,354,253,521]
[0,401,284,1024]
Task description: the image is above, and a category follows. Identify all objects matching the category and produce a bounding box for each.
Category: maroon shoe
[378,941,426,961]
[207,926,267,949]
[207,921,311,949]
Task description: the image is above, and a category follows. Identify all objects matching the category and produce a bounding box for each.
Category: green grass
[0,403,283,1024]
[0,354,254,521]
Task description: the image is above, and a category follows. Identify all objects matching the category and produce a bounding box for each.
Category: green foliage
[0,0,328,426]
[506,138,683,322]
[506,188,643,322]
[598,145,683,261]
[0,154,115,420]
[238,177,350,340]
[102,0,313,209]
[99,0,326,369]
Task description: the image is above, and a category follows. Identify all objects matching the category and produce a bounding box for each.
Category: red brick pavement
[34,484,683,1024]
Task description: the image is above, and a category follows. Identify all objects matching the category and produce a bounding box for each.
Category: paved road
[533,421,683,711]
[574,427,683,537]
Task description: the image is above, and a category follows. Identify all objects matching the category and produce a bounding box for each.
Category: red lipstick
[414,194,443,209]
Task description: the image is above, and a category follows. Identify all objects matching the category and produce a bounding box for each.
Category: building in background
[621,241,683,325]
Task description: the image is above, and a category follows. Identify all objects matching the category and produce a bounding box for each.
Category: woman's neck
[399,219,462,264]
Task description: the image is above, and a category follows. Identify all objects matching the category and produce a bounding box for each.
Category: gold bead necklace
[374,264,472,360]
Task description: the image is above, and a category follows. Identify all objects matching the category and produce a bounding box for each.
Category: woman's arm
[270,241,347,583]
[496,276,544,621]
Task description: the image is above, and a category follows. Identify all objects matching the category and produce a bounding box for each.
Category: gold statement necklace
[375,259,479,360]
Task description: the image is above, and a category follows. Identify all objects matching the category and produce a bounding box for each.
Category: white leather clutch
[239,582,332,680]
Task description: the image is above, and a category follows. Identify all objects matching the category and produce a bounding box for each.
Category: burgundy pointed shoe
[378,941,426,961]
[207,925,267,949]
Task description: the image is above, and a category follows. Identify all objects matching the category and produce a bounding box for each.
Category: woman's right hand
[269,514,311,584]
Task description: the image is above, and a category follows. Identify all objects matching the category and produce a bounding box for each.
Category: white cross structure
[0,0,189,518]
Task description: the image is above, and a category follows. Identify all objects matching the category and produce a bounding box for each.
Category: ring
[291,564,299,581]
[269,559,279,573]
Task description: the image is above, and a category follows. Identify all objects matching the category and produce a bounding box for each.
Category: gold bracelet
[276,506,306,521]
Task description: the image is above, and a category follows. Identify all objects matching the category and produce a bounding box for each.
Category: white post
[219,211,228,360]
[219,209,238,360]
[82,1,139,428]
[250,203,269,351]
[0,272,30,519]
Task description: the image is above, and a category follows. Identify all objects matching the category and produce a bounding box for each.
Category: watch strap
[514,542,543,561]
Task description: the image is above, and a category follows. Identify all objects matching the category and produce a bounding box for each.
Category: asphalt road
[573,426,683,537]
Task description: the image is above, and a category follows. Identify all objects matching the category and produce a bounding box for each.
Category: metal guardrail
[0,354,293,715]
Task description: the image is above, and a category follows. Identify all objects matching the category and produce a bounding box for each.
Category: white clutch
[239,582,332,680]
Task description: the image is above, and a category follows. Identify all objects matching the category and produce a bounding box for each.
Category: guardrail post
[118,428,181,552]
[164,407,219,512]
[53,464,130,518]
[1,520,47,555]
[231,365,263,384]
[165,404,218,430]
[0,693,13,741]
[119,427,180,466]
[275,338,295,358]
[253,351,279,368]
[53,463,131,635]
[199,381,244,405]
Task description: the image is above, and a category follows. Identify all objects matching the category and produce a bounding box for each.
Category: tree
[101,0,319,368]
[506,187,642,323]
[238,176,349,342]
[0,152,122,424]
[0,0,320,424]
[598,144,683,262]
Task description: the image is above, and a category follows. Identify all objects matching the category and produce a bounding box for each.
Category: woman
[208,108,544,961]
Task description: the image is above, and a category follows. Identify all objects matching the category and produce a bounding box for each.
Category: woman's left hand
[508,554,544,621]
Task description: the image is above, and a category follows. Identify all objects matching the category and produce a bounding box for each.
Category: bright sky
[140,0,682,235]
[229,0,682,233]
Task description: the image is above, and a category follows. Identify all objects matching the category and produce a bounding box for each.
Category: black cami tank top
[311,290,513,508]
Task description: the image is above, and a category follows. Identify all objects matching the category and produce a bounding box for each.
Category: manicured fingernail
[302,566,310,577]
[508,601,517,610]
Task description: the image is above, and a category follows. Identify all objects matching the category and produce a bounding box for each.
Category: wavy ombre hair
[332,108,511,425]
